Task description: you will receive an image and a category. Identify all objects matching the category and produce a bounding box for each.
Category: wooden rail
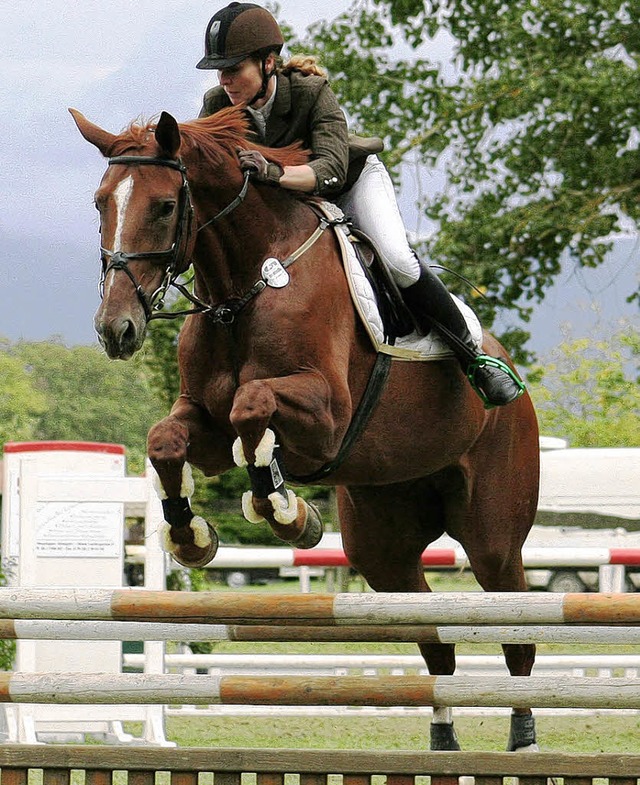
[2,618,640,644]
[0,672,638,709]
[0,588,639,625]
[0,746,637,782]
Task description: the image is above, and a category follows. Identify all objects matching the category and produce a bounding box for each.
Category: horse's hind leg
[448,431,539,751]
[147,396,233,568]
[465,545,538,751]
[336,482,462,752]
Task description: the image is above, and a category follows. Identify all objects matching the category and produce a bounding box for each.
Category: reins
[195,171,251,233]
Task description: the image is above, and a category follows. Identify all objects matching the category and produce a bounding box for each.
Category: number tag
[262,257,290,288]
[269,458,284,490]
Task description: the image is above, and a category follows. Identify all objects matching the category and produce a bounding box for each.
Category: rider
[196,2,524,407]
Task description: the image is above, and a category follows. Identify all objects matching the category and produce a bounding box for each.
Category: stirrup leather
[466,355,526,408]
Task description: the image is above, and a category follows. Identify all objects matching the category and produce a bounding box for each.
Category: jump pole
[0,588,638,625]
[0,619,639,645]
[0,673,637,710]
[208,544,640,569]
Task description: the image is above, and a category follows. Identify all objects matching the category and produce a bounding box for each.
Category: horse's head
[70,109,193,359]
[71,106,311,359]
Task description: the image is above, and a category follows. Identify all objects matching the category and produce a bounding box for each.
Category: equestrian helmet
[196,3,284,70]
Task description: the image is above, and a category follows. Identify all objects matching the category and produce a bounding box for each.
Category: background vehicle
[526,567,639,593]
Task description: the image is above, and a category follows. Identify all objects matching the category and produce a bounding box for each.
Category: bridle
[99,153,333,325]
[99,155,250,322]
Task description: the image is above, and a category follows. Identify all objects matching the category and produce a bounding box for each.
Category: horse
[70,105,540,753]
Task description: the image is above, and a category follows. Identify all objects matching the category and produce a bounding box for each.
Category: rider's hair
[251,49,327,79]
[248,51,328,79]
[280,54,327,78]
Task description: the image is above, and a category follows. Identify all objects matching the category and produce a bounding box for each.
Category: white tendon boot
[153,463,217,566]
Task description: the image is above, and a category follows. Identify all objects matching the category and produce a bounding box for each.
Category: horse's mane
[107,106,310,170]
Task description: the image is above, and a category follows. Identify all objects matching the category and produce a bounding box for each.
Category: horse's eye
[158,200,177,219]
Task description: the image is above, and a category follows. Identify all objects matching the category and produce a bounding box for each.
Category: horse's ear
[155,111,181,159]
[69,108,117,156]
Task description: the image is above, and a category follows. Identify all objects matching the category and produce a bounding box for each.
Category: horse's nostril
[120,319,136,345]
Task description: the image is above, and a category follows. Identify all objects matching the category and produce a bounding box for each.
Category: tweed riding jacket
[199,69,369,198]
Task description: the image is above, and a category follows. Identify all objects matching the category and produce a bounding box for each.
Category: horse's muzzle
[95,312,146,360]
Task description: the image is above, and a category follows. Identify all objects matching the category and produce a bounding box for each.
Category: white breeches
[336,155,421,288]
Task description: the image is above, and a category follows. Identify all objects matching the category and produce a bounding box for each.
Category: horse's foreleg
[233,426,323,548]
[147,397,228,568]
[229,376,337,549]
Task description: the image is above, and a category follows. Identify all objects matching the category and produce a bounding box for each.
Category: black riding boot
[401,263,525,408]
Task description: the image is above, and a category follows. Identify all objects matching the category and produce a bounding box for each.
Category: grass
[152,714,640,754]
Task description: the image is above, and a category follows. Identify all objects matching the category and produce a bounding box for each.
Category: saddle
[309,200,482,361]
[311,201,483,361]
[347,226,416,343]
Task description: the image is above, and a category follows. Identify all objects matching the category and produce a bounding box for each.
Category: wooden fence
[0,746,638,784]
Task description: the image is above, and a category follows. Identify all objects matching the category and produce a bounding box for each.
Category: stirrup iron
[467,355,526,409]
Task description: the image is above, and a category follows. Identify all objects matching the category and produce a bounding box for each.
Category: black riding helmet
[196,2,284,70]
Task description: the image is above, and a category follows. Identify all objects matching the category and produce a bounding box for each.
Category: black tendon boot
[402,262,525,408]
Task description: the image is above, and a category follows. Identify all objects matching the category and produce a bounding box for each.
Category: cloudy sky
[1,1,637,354]
[0,0,353,345]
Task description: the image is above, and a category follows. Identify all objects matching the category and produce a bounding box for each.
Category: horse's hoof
[294,500,323,549]
[430,721,461,751]
[170,521,219,568]
[507,713,537,751]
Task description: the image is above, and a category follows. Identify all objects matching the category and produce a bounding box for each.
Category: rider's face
[218,58,263,105]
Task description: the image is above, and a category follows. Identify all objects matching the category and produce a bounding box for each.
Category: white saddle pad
[319,202,483,361]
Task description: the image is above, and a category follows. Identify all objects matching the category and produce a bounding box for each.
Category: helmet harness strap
[248,55,274,106]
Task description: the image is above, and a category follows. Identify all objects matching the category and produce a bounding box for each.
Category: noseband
[99,155,250,322]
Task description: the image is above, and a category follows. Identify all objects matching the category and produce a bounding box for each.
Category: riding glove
[238,149,283,185]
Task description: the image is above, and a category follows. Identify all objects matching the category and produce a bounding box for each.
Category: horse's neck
[193,186,314,300]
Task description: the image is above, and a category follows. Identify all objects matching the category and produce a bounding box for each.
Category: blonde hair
[280,54,327,78]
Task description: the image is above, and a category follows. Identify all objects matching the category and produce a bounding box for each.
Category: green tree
[291,0,639,358]
[0,341,46,447]
[8,340,164,473]
[526,323,640,447]
[143,309,184,412]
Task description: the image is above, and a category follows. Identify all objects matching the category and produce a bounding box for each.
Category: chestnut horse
[71,106,540,752]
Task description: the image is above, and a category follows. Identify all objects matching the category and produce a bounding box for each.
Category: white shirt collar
[247,77,277,139]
